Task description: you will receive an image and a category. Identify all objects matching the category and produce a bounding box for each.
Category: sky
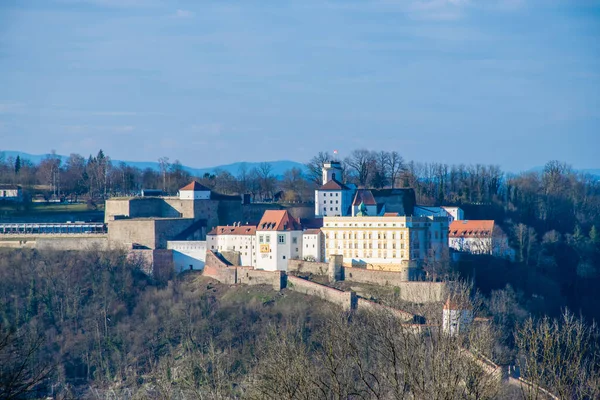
[0,0,599,172]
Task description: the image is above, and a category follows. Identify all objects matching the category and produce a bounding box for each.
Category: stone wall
[203,250,237,284]
[344,266,413,286]
[108,219,157,248]
[288,260,329,275]
[154,218,196,248]
[356,298,415,322]
[395,282,447,303]
[237,267,285,290]
[287,276,357,310]
[36,237,113,251]
[128,249,174,282]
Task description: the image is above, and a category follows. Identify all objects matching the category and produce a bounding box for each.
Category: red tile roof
[449,220,494,238]
[257,210,302,231]
[208,225,256,236]
[352,189,377,206]
[179,181,211,191]
[319,178,349,190]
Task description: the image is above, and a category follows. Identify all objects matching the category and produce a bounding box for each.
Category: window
[266,236,271,243]
[292,237,297,244]
[330,207,333,211]
[336,193,339,196]
[283,255,286,259]
[335,207,338,211]
[259,235,264,243]
[278,235,285,244]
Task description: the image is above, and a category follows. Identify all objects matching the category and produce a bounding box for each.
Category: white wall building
[0,185,23,202]
[179,181,211,200]
[167,241,207,272]
[207,224,257,266]
[256,210,303,271]
[442,297,473,336]
[414,205,464,223]
[302,229,323,262]
[315,161,356,218]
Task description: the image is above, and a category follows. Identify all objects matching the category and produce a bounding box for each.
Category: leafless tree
[387,151,405,189]
[345,149,374,187]
[305,151,331,186]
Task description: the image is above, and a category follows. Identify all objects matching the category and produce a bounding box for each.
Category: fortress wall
[108,219,157,249]
[396,281,447,303]
[237,267,285,290]
[154,218,195,248]
[287,260,328,275]
[203,250,237,284]
[36,237,112,251]
[128,198,164,219]
[104,199,131,222]
[356,298,415,322]
[343,266,412,285]
[287,276,356,310]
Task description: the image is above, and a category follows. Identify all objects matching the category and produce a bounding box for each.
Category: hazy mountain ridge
[0,150,307,178]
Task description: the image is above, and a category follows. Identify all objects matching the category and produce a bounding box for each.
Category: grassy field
[0,202,105,220]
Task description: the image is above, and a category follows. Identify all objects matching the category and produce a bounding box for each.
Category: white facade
[207,230,257,267]
[0,186,22,202]
[321,215,449,270]
[179,189,210,200]
[167,241,207,273]
[322,161,343,184]
[302,230,323,262]
[443,307,473,336]
[316,190,355,217]
[256,230,303,271]
[441,207,464,222]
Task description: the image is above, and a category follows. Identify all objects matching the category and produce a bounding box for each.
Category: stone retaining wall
[237,267,285,290]
[287,276,357,310]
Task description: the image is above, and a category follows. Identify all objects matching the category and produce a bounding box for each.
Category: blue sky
[0,0,598,171]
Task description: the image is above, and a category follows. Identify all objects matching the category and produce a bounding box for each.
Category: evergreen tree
[590,225,599,244]
[14,156,21,175]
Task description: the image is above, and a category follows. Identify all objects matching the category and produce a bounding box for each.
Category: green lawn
[0,202,104,216]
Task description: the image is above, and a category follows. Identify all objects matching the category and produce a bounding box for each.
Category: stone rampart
[356,298,415,322]
[287,276,357,310]
[36,237,112,251]
[203,250,237,284]
[128,249,174,282]
[395,281,447,303]
[344,266,411,286]
[288,260,329,275]
[237,267,285,290]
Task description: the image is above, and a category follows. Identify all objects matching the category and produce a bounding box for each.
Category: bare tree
[387,151,405,189]
[158,157,170,193]
[345,149,374,187]
[305,151,331,185]
[515,310,600,400]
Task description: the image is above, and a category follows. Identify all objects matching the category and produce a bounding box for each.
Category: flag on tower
[333,150,338,155]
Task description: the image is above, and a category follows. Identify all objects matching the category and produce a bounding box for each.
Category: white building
[167,241,207,272]
[256,210,303,271]
[321,214,449,271]
[0,185,23,202]
[448,220,512,258]
[207,224,257,266]
[179,181,211,200]
[414,205,464,223]
[302,229,323,262]
[442,297,473,336]
[315,161,356,218]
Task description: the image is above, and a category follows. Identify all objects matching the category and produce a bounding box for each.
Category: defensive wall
[288,259,445,303]
[356,298,415,322]
[203,250,237,284]
[287,276,357,311]
[237,267,285,290]
[128,249,174,282]
[36,237,113,251]
[108,218,196,249]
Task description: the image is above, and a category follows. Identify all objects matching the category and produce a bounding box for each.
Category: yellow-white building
[321,214,449,271]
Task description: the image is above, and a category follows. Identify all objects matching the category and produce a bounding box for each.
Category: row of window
[326,232,406,240]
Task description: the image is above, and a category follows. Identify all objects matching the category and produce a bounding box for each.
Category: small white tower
[322,161,343,185]
[442,297,473,336]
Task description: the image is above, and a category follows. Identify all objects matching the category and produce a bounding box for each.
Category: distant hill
[0,150,307,178]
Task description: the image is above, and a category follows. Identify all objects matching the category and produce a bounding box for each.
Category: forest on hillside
[1,249,599,399]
